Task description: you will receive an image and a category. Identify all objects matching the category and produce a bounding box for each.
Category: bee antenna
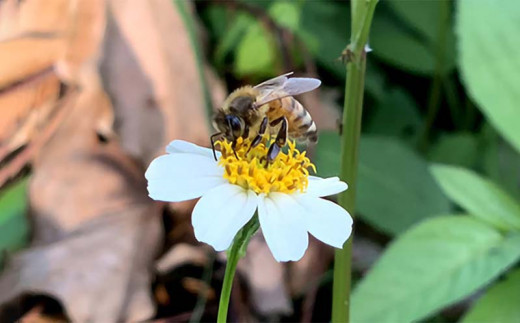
[210,132,222,161]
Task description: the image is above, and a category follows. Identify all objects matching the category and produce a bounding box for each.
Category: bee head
[212,110,245,141]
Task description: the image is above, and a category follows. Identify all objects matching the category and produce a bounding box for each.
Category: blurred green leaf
[428,133,478,168]
[357,136,450,234]
[462,268,520,323]
[300,1,349,78]
[371,1,455,75]
[234,23,276,77]
[201,5,228,42]
[315,133,450,235]
[457,0,520,153]
[314,131,341,179]
[387,0,441,42]
[370,10,434,74]
[388,0,455,65]
[367,88,422,143]
[352,216,520,323]
[0,179,29,266]
[431,164,520,231]
[481,125,520,199]
[268,2,300,32]
[215,13,253,67]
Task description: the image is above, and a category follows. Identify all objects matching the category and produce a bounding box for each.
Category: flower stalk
[332,0,378,322]
[217,216,260,323]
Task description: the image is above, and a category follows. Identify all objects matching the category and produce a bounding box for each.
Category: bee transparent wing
[253,72,294,90]
[254,75,321,107]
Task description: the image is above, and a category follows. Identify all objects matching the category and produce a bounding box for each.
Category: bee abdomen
[304,121,318,143]
[285,100,317,142]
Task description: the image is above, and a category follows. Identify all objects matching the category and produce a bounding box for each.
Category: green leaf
[431,164,520,231]
[234,23,276,77]
[314,131,341,179]
[352,216,520,323]
[357,136,450,234]
[367,88,422,143]
[300,1,349,78]
[481,125,520,199]
[462,268,520,323]
[0,179,29,266]
[315,133,450,235]
[214,14,252,67]
[387,0,441,42]
[370,9,435,75]
[268,2,300,32]
[457,0,520,153]
[428,133,479,168]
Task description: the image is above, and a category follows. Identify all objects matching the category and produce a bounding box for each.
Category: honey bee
[211,72,321,162]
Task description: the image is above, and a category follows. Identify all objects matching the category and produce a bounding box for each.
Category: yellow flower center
[216,138,316,195]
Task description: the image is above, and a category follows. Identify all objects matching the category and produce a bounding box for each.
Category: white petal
[258,193,309,262]
[306,177,348,197]
[145,153,225,202]
[192,184,257,251]
[295,195,352,248]
[166,140,220,159]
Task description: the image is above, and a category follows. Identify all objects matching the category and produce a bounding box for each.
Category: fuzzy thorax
[216,138,316,195]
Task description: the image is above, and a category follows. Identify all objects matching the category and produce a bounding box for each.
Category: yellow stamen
[216,138,316,195]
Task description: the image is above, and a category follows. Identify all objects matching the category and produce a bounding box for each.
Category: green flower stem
[217,216,259,323]
[332,1,378,322]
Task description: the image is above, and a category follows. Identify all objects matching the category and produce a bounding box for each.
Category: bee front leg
[266,116,288,163]
[231,140,239,159]
[248,117,268,153]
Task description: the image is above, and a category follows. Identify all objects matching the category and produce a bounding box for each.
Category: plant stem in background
[332,0,378,322]
[217,216,259,323]
[189,251,215,323]
[174,0,214,124]
[419,0,451,152]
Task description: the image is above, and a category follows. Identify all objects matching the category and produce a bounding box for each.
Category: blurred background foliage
[1,0,520,322]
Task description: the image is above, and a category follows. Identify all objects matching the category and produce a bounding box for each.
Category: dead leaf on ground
[106,0,210,164]
[0,0,108,187]
[0,85,163,321]
[239,234,293,317]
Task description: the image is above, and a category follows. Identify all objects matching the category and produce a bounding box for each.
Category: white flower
[145,139,352,262]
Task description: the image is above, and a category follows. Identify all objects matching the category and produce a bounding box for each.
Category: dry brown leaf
[0,0,70,37]
[0,207,161,322]
[107,0,209,153]
[0,0,108,187]
[288,237,333,297]
[56,0,107,83]
[239,234,293,316]
[102,0,223,228]
[0,36,65,89]
[156,243,210,274]
[0,70,60,153]
[0,84,163,321]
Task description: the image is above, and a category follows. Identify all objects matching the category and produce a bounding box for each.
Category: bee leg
[267,117,288,163]
[210,132,222,161]
[231,140,239,160]
[248,117,268,153]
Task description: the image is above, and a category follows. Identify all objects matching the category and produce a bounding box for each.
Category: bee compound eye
[226,116,242,132]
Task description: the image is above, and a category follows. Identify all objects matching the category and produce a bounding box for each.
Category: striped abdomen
[266,97,318,143]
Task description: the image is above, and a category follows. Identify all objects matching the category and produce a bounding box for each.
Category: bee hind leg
[266,116,288,164]
[247,117,268,154]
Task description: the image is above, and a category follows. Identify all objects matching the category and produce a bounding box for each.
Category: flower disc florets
[217,138,316,195]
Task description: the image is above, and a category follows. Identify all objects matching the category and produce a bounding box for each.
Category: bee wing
[254,73,321,107]
[254,72,294,89]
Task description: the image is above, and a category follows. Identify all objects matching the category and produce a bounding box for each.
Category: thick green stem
[217,216,259,323]
[332,1,378,322]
